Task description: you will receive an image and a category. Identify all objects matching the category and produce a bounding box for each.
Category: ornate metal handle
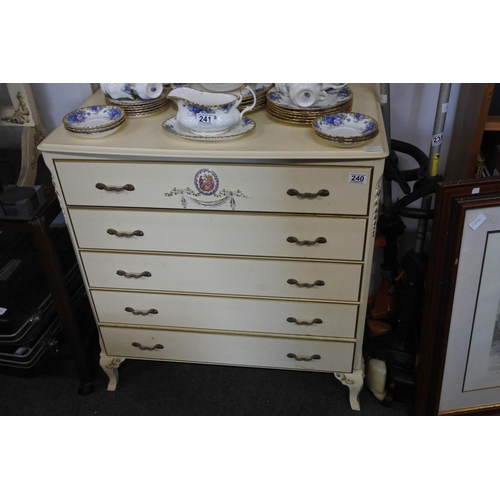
[131,342,164,351]
[116,270,152,279]
[287,188,329,198]
[287,317,323,326]
[125,307,158,316]
[96,182,135,192]
[287,353,321,361]
[287,236,327,246]
[287,279,325,288]
[107,228,144,238]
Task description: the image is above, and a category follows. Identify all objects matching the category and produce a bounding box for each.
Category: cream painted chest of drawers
[39,84,388,411]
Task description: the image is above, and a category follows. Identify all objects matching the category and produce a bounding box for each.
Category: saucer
[162,117,256,141]
[63,105,125,131]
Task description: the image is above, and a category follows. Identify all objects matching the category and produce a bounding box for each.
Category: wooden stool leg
[29,214,94,393]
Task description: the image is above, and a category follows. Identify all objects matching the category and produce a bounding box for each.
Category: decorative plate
[312,113,379,140]
[267,86,352,111]
[63,105,125,131]
[162,117,256,141]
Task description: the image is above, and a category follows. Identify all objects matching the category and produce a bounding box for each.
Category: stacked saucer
[312,112,379,147]
[171,84,273,113]
[104,90,170,118]
[62,105,126,139]
[266,85,353,125]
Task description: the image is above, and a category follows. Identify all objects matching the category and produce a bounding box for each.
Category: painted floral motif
[65,106,123,125]
[185,102,232,117]
[319,113,377,134]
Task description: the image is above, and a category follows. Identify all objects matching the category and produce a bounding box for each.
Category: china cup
[167,85,257,135]
[130,83,163,100]
[101,83,135,100]
[275,83,349,108]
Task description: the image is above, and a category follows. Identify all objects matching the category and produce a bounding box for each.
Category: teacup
[167,85,256,135]
[101,83,134,100]
[130,83,163,100]
[276,83,348,107]
[101,83,163,100]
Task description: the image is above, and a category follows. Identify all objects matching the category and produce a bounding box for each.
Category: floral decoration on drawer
[165,168,248,210]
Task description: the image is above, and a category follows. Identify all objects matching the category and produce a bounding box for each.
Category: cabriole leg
[335,368,364,411]
[99,352,124,391]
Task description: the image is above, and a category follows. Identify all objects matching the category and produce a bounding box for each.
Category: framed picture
[415,177,500,415]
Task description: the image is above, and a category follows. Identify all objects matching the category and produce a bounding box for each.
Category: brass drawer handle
[117,270,152,279]
[96,182,135,192]
[287,236,327,246]
[287,279,325,288]
[107,228,144,238]
[287,317,323,326]
[125,307,158,316]
[287,353,321,362]
[131,342,164,351]
[287,188,329,198]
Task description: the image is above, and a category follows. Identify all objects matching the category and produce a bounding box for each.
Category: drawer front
[81,251,363,302]
[92,290,359,339]
[100,326,355,373]
[69,209,367,261]
[55,161,372,215]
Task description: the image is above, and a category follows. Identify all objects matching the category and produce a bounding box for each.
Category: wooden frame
[415,177,500,415]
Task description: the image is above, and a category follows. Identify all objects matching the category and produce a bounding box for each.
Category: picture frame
[415,176,500,415]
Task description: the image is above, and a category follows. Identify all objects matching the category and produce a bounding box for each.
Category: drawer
[100,326,355,373]
[81,251,363,302]
[69,208,367,261]
[55,160,372,215]
[92,290,359,339]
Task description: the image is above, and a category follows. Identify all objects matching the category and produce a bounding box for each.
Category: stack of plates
[266,85,353,125]
[171,84,273,113]
[62,105,126,138]
[104,90,170,118]
[312,112,379,147]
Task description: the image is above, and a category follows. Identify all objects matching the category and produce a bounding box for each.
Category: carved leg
[335,368,365,411]
[99,352,125,391]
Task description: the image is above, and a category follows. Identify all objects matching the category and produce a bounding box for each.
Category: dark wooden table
[0,185,94,394]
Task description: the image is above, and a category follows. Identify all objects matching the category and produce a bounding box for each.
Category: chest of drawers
[39,83,388,411]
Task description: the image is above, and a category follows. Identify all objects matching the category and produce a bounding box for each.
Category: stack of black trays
[0,227,86,377]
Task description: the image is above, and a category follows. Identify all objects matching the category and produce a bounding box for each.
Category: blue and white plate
[63,105,125,131]
[162,116,255,141]
[313,112,378,139]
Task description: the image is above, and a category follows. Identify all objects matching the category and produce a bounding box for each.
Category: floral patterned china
[104,89,170,117]
[267,85,352,111]
[166,86,256,135]
[62,105,126,138]
[312,112,379,147]
[162,116,256,141]
[171,84,272,113]
[101,83,163,100]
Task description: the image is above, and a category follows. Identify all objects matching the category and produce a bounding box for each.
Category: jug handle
[238,85,257,119]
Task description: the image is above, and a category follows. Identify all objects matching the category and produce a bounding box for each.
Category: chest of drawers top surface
[38,84,388,161]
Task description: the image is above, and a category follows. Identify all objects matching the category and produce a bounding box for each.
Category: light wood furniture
[38,83,388,411]
[445,83,497,180]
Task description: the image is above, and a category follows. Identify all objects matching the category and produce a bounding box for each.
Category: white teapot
[167,85,256,134]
